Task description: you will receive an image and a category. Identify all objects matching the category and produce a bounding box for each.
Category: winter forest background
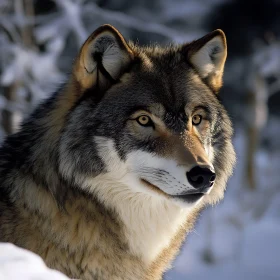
[0,0,280,279]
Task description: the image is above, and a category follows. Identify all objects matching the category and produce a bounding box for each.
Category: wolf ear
[74,24,133,91]
[187,30,227,92]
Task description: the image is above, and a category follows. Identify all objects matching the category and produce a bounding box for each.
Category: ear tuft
[74,24,133,91]
[187,29,227,92]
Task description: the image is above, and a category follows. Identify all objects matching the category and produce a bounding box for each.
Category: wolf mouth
[172,193,204,203]
[140,178,204,203]
[140,178,169,198]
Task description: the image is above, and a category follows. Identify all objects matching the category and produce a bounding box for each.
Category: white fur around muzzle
[94,136,200,198]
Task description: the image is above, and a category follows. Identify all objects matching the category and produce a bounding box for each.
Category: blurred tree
[207,0,280,57]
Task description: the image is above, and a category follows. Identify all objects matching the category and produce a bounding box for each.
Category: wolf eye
[192,114,202,125]
[136,115,153,127]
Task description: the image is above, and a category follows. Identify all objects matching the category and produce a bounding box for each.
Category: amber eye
[192,114,202,125]
[136,115,153,127]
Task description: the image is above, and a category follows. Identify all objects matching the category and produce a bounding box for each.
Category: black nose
[187,166,216,191]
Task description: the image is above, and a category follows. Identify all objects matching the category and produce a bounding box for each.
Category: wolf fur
[0,24,236,280]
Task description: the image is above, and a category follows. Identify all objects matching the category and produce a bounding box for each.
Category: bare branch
[82,3,201,43]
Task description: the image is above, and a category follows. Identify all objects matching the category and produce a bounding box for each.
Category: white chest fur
[113,192,190,264]
[82,175,191,264]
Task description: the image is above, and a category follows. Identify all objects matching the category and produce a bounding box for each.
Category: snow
[0,243,69,280]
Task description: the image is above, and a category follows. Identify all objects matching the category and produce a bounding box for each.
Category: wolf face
[59,25,235,209]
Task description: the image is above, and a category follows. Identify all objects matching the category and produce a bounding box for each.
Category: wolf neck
[118,194,190,264]
[90,182,191,265]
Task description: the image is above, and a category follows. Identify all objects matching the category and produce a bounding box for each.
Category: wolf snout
[187,166,216,192]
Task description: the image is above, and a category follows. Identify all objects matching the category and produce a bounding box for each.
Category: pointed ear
[74,24,133,91]
[187,30,227,92]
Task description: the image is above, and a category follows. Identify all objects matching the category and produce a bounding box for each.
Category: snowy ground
[0,243,69,280]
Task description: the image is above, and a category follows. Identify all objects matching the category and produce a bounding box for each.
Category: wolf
[0,24,235,280]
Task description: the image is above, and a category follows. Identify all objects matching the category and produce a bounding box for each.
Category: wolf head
[59,25,235,208]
